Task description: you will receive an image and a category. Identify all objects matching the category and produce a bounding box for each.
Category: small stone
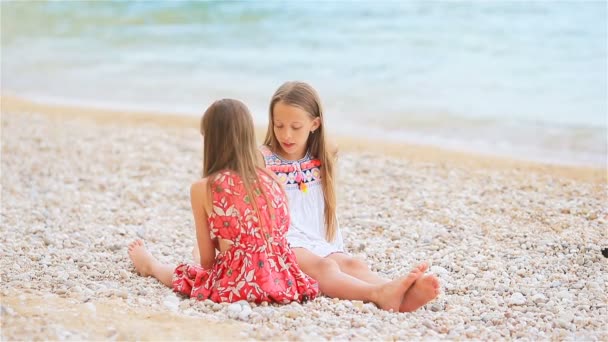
[430,266,448,276]
[557,313,574,330]
[238,306,252,320]
[108,244,121,252]
[43,234,54,246]
[69,291,84,301]
[235,300,250,308]
[550,281,562,288]
[509,292,526,305]
[119,269,130,280]
[430,303,442,312]
[113,290,128,299]
[570,281,584,289]
[285,311,300,319]
[227,303,242,315]
[531,293,547,304]
[249,312,263,323]
[351,318,365,328]
[362,303,376,313]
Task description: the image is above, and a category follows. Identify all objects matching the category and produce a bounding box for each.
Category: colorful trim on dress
[259,145,322,193]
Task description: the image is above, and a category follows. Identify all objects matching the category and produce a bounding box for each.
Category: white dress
[260,145,344,257]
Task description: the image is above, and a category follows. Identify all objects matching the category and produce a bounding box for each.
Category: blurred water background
[2,1,606,166]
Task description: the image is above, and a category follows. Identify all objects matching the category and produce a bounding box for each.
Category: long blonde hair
[263,81,338,242]
[201,99,277,232]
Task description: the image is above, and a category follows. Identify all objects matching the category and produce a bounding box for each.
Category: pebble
[227,303,242,315]
[238,306,252,320]
[113,290,128,299]
[285,311,300,319]
[531,293,547,304]
[362,303,376,313]
[430,266,448,276]
[509,292,526,305]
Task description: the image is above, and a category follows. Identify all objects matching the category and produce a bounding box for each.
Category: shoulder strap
[258,144,279,167]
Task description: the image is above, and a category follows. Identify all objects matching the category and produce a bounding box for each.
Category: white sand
[1,97,606,340]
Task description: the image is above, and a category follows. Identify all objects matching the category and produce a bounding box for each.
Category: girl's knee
[343,257,369,272]
[316,258,340,274]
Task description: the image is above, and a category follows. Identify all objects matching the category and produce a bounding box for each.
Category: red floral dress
[172,170,319,304]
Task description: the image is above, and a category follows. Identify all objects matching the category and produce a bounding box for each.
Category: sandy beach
[1,96,606,340]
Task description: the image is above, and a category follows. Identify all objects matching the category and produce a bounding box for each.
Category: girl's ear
[311,117,321,132]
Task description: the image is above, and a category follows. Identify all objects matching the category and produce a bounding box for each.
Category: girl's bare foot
[399,274,441,312]
[128,239,157,277]
[373,264,425,312]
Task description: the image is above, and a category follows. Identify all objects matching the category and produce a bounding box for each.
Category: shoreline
[2,94,604,184]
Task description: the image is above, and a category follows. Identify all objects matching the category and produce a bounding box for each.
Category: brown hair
[263,82,338,242]
[201,99,277,232]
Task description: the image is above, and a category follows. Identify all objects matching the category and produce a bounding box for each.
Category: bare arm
[190,179,215,269]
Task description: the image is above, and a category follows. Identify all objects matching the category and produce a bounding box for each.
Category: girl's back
[174,169,319,303]
[208,169,289,249]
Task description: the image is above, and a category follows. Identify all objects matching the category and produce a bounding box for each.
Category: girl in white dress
[259,81,440,312]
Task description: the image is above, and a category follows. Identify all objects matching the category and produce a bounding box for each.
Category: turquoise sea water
[2,1,606,166]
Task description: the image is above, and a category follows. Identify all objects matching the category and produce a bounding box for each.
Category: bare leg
[327,253,390,285]
[399,274,441,312]
[326,253,437,312]
[128,240,174,288]
[294,248,423,312]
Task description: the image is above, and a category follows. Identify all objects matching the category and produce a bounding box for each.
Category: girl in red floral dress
[128,99,318,304]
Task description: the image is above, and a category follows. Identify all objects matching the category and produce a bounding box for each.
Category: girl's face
[272,101,320,160]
